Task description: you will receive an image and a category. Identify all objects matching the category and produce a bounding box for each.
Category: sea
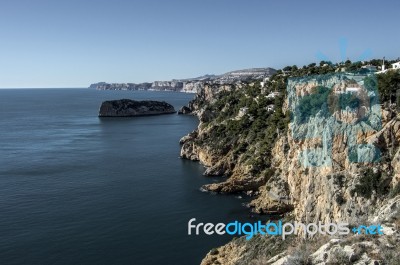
[0,89,254,265]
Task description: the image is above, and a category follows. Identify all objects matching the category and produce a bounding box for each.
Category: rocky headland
[178,61,400,264]
[98,99,176,117]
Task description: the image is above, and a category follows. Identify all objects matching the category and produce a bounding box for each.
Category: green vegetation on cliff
[189,59,400,264]
[186,59,400,181]
[197,81,289,172]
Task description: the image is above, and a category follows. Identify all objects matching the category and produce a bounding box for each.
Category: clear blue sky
[0,0,399,88]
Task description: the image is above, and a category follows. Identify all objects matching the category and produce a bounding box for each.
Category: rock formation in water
[98,99,175,117]
[177,106,192,115]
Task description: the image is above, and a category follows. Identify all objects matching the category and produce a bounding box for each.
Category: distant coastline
[89,67,276,93]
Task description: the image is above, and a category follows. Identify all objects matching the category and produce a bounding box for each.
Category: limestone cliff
[252,73,400,224]
[150,81,183,90]
[180,80,289,195]
[179,68,400,264]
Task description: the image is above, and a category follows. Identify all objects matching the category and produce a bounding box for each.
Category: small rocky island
[98,99,176,117]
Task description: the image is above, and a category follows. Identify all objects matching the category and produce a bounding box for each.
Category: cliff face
[150,81,183,90]
[181,73,400,220]
[182,81,205,94]
[180,80,288,194]
[98,99,175,117]
[179,73,400,264]
[253,74,400,224]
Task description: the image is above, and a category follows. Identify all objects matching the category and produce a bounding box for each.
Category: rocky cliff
[98,99,175,117]
[179,67,400,264]
[180,80,288,194]
[150,81,183,90]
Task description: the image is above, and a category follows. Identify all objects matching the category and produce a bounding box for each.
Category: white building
[392,62,400,70]
[260,77,270,88]
[266,91,281,98]
[335,87,360,94]
[266,104,275,112]
[377,59,400,74]
[346,87,359,93]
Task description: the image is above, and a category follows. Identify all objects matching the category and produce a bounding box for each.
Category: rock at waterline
[98,99,176,117]
[178,106,192,115]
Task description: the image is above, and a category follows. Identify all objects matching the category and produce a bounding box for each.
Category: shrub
[296,86,331,123]
[335,193,346,205]
[352,169,389,199]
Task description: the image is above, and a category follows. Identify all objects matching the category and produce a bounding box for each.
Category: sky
[0,0,399,88]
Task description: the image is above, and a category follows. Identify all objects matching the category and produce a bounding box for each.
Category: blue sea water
[0,89,253,265]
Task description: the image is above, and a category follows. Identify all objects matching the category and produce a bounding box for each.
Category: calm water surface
[0,89,254,265]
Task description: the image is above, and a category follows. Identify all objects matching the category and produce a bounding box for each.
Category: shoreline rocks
[177,106,192,115]
[98,99,176,117]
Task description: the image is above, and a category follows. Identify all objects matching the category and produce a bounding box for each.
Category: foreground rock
[201,195,400,265]
[98,99,175,117]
